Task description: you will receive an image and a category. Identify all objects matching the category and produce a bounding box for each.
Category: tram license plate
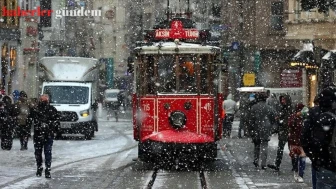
[60,123,72,128]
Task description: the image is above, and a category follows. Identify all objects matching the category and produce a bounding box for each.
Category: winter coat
[278,94,292,141]
[16,97,30,126]
[288,104,305,146]
[249,101,276,142]
[28,102,60,141]
[266,93,281,114]
[301,106,320,165]
[0,96,19,136]
[302,105,336,172]
[223,94,237,115]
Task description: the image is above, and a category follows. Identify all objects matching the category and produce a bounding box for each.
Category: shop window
[270,1,284,31]
[6,0,19,26]
[10,47,16,69]
[1,44,8,75]
[0,0,19,27]
[21,0,34,11]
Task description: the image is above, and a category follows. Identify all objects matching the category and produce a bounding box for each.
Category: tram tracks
[144,164,209,189]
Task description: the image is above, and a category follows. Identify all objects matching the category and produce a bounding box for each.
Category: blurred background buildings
[0,0,335,106]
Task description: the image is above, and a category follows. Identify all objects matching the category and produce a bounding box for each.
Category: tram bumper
[138,130,217,162]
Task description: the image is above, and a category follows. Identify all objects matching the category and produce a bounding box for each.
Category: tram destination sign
[155,20,199,39]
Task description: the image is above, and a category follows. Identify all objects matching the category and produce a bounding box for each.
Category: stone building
[0,0,21,96]
[222,0,298,100]
[285,0,336,106]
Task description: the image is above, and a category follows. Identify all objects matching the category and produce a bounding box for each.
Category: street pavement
[0,107,313,188]
[219,120,312,189]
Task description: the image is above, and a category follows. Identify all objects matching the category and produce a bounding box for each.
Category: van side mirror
[92,100,98,110]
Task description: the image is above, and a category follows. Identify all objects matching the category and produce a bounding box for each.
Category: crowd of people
[0,91,60,179]
[223,87,336,189]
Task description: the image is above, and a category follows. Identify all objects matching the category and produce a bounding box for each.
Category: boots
[267,164,280,171]
[45,168,51,179]
[19,137,28,150]
[36,167,43,177]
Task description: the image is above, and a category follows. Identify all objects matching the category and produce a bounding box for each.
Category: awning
[321,50,336,68]
[322,50,336,61]
[292,50,315,64]
[290,42,317,68]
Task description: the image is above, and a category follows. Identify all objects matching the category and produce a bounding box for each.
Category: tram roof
[134,41,221,55]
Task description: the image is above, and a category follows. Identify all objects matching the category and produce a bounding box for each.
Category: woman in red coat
[288,103,306,183]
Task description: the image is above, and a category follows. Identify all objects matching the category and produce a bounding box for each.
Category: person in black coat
[0,95,19,150]
[29,94,59,178]
[301,87,336,188]
[268,93,292,171]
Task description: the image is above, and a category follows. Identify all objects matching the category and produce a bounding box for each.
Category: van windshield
[106,92,118,98]
[44,86,89,104]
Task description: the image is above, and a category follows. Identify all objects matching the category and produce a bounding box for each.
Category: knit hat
[249,93,255,101]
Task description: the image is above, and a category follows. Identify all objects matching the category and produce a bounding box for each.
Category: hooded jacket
[223,94,237,114]
[278,94,293,141]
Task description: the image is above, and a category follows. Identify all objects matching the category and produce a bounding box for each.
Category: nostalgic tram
[131,17,224,162]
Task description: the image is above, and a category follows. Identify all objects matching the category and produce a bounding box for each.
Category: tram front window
[157,55,196,93]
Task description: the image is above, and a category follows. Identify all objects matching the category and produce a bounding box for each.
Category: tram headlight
[168,111,187,129]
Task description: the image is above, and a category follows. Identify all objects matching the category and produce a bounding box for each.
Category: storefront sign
[280,69,302,88]
[0,28,20,40]
[243,73,255,86]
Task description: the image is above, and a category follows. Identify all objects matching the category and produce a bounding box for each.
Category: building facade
[286,0,336,106]
[0,0,21,96]
[222,0,297,100]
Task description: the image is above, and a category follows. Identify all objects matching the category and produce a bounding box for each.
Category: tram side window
[145,56,155,95]
[157,56,175,93]
[200,55,208,94]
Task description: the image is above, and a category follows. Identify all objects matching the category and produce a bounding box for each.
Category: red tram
[131,17,224,162]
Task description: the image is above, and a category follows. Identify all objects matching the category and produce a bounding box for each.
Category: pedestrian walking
[301,96,319,189]
[29,94,59,178]
[288,103,306,183]
[0,95,19,150]
[249,93,276,169]
[301,86,336,189]
[268,93,292,171]
[266,91,281,134]
[223,93,237,138]
[238,93,257,138]
[16,91,31,150]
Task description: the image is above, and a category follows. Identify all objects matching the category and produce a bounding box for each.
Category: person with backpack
[16,91,31,150]
[288,103,306,183]
[268,93,292,171]
[248,93,276,169]
[29,94,59,178]
[301,96,320,189]
[301,86,336,189]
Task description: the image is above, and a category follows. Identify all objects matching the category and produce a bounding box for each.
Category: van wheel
[90,130,95,138]
[85,132,92,140]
